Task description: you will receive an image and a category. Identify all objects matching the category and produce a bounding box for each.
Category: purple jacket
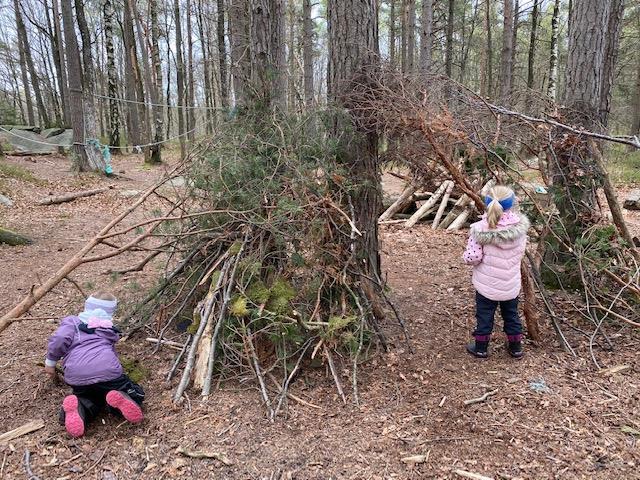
[46,316,123,386]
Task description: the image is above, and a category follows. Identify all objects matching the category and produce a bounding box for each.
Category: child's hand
[44,365,57,381]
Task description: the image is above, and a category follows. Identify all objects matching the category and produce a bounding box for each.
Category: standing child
[463,186,530,359]
[45,292,145,438]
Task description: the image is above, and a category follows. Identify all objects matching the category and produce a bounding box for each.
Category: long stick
[325,346,346,404]
[246,327,274,421]
[379,184,418,222]
[0,163,187,333]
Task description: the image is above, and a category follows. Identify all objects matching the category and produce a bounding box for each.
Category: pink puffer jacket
[463,211,529,301]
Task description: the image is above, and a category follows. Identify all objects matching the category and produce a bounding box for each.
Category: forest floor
[0,153,639,480]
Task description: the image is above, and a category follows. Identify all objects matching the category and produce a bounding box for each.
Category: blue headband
[484,194,515,210]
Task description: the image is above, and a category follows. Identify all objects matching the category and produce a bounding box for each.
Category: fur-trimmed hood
[470,211,530,247]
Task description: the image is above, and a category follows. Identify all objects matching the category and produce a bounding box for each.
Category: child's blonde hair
[486,185,515,229]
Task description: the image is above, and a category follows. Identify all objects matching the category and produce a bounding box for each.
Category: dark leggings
[62,375,144,424]
[473,291,522,339]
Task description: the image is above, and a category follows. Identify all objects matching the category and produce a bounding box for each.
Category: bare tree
[389,0,396,66]
[598,0,624,128]
[230,0,251,107]
[103,0,120,151]
[217,0,228,107]
[445,0,454,79]
[174,0,187,157]
[406,0,415,72]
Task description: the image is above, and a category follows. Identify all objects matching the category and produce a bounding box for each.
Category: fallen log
[37,186,113,206]
[446,206,472,231]
[439,194,469,230]
[405,181,450,228]
[623,191,640,211]
[432,181,454,229]
[0,226,32,246]
[379,184,417,222]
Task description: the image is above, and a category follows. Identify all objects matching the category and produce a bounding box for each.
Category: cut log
[439,194,469,229]
[405,182,450,228]
[379,185,418,222]
[37,187,113,206]
[0,227,32,246]
[432,181,454,229]
[446,207,472,231]
[623,190,640,211]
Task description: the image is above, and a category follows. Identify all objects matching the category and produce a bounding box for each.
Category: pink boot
[62,395,85,438]
[106,391,143,424]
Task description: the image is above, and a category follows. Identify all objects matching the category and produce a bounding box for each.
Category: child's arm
[463,235,484,265]
[45,317,77,369]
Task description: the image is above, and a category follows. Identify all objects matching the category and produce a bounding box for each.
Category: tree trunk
[547,0,560,99]
[45,0,67,126]
[14,0,36,126]
[302,0,314,107]
[196,0,215,131]
[445,0,454,79]
[499,0,514,102]
[217,0,229,108]
[103,0,121,152]
[327,0,382,278]
[389,0,396,66]
[51,0,70,125]
[598,0,624,128]
[406,0,415,73]
[631,38,640,138]
[526,0,539,92]
[132,0,163,163]
[419,0,432,73]
[400,0,407,72]
[481,0,493,98]
[123,0,143,148]
[250,0,287,111]
[74,0,104,168]
[186,0,196,139]
[150,0,165,138]
[60,0,103,172]
[174,0,187,158]
[230,0,251,107]
[509,0,519,95]
[15,0,50,127]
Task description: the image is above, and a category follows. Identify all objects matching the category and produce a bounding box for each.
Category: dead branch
[464,389,498,406]
[36,187,113,205]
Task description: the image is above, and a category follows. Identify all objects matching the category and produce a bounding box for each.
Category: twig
[166,335,192,382]
[454,469,494,480]
[464,389,498,406]
[77,449,106,479]
[23,450,40,480]
[245,327,274,421]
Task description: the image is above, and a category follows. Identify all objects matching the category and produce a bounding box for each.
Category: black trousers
[473,291,522,338]
[61,375,145,424]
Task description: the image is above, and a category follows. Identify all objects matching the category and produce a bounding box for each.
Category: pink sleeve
[463,235,484,265]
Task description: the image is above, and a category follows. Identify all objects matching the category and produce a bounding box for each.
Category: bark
[481,0,493,98]
[44,0,67,125]
[14,0,36,126]
[302,0,314,106]
[250,0,287,110]
[103,0,121,152]
[632,40,640,138]
[74,0,103,167]
[60,0,103,172]
[174,0,187,158]
[598,0,624,128]
[132,0,163,163]
[526,0,539,93]
[547,0,560,99]
[327,0,382,278]
[510,0,519,94]
[123,0,142,147]
[401,0,407,72]
[406,0,415,72]
[229,0,251,107]
[51,0,70,125]
[499,0,514,102]
[150,0,165,132]
[419,0,432,73]
[459,1,478,85]
[186,0,196,139]
[196,0,215,131]
[389,0,396,66]
[217,0,229,107]
[445,0,454,79]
